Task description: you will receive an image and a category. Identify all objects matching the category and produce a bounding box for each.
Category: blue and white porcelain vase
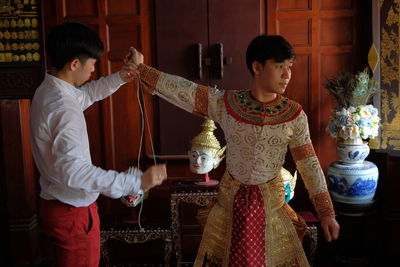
[327,138,379,205]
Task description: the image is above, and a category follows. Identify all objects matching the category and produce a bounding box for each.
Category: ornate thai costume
[137,64,335,267]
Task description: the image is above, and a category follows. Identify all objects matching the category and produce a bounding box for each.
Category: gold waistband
[218,171,285,211]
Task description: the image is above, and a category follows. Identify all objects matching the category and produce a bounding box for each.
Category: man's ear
[252,62,261,75]
[69,58,80,71]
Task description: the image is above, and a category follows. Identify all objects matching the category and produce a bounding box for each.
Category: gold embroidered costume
[138,64,335,267]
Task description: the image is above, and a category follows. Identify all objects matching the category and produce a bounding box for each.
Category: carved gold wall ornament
[0,0,43,70]
[32,51,38,61]
[17,18,23,27]
[379,0,400,151]
[23,18,30,27]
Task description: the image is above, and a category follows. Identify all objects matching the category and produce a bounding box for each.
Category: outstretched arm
[289,110,340,242]
[127,47,224,122]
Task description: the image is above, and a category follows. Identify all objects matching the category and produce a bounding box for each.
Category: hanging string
[139,79,157,166]
[135,75,157,231]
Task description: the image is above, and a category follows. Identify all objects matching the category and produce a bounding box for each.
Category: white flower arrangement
[324,68,381,143]
[326,105,380,143]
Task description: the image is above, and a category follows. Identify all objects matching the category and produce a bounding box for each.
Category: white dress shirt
[30,72,141,207]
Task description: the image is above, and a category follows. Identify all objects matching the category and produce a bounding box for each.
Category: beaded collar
[224,90,302,125]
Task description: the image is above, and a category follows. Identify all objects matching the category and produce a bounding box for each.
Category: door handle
[216,43,223,79]
[195,43,202,80]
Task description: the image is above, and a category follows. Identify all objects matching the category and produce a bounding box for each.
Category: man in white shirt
[30,22,167,266]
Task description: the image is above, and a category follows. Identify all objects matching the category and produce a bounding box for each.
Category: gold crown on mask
[190,120,226,157]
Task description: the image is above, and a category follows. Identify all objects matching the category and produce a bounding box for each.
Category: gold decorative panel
[379,0,400,151]
[368,43,379,73]
[0,1,42,65]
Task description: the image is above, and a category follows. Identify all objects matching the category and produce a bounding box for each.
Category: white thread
[139,80,157,165]
[135,77,157,231]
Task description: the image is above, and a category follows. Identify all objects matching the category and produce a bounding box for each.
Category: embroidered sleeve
[138,64,224,122]
[289,110,335,219]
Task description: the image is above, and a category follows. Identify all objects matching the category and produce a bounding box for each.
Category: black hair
[45,22,104,70]
[246,35,295,76]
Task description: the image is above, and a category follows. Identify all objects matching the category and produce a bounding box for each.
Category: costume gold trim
[138,64,160,94]
[224,91,302,125]
[194,84,209,117]
[310,192,335,218]
[290,142,317,161]
[194,172,310,267]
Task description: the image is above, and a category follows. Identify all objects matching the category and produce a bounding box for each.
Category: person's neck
[49,70,76,87]
[250,85,277,103]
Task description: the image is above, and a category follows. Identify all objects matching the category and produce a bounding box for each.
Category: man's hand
[320,215,340,242]
[140,164,167,191]
[119,47,144,82]
[127,46,144,65]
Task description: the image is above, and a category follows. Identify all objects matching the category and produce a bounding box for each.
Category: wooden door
[267,0,371,172]
[42,0,153,222]
[266,0,372,210]
[155,0,264,155]
[208,0,263,90]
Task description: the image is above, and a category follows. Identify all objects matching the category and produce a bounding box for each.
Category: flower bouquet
[326,105,380,144]
[324,68,380,144]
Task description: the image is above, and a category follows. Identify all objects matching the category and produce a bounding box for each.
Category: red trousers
[40,199,100,267]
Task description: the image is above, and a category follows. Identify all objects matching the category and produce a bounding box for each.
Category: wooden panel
[278,0,310,10]
[320,53,352,78]
[0,100,38,265]
[285,54,310,114]
[320,0,353,10]
[42,0,57,21]
[107,23,141,58]
[278,19,311,46]
[320,18,353,46]
[380,154,400,259]
[43,0,154,203]
[155,0,263,155]
[208,0,262,90]
[155,0,209,155]
[155,0,208,80]
[64,0,98,17]
[106,0,140,16]
[267,0,371,211]
[110,61,142,171]
[318,52,353,170]
[0,0,154,265]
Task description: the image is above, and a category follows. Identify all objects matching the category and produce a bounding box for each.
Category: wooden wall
[1,0,399,266]
[266,0,372,212]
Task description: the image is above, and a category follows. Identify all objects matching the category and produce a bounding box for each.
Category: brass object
[368,43,379,73]
[0,0,43,68]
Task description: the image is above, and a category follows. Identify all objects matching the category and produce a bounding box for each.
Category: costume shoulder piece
[224,90,302,125]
